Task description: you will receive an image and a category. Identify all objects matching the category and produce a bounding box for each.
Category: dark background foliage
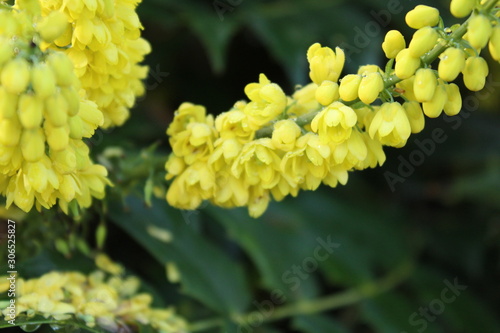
[1,0,499,332]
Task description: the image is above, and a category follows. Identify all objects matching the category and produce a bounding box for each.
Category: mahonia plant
[0,255,188,333]
[0,0,149,213]
[165,0,500,218]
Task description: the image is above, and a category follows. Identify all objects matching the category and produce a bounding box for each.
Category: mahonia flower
[165,1,500,218]
[0,3,111,213]
[311,102,357,144]
[40,0,151,127]
[0,255,188,333]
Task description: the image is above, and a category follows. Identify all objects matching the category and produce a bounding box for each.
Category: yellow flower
[368,102,411,147]
[243,74,287,129]
[231,138,281,189]
[166,161,215,210]
[382,30,406,59]
[330,130,367,169]
[311,101,357,144]
[40,0,151,127]
[272,119,302,151]
[405,5,440,29]
[96,254,124,275]
[307,43,345,84]
[170,120,216,165]
[0,4,114,213]
[288,83,320,117]
[281,133,330,190]
[215,109,254,143]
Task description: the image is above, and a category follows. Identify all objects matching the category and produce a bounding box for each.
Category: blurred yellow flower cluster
[40,0,151,127]
[0,1,113,213]
[0,254,188,333]
[165,0,500,218]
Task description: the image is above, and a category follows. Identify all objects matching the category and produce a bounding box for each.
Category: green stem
[188,260,413,332]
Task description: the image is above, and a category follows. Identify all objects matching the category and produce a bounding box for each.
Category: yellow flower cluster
[0,255,188,333]
[165,50,385,218]
[40,0,151,127]
[165,1,499,218]
[0,3,112,213]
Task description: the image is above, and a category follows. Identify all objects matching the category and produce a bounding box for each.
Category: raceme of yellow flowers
[0,0,149,213]
[0,254,188,333]
[165,0,500,218]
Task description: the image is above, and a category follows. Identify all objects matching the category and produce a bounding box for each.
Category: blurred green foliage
[1,0,500,332]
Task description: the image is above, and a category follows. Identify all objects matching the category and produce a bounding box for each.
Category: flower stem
[188,260,413,331]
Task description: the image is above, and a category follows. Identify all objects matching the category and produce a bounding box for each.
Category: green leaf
[293,314,349,333]
[360,292,432,333]
[108,195,251,314]
[0,315,108,333]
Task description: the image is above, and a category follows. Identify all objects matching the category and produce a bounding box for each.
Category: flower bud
[315,80,339,106]
[462,56,489,91]
[488,26,500,61]
[79,100,104,127]
[444,83,462,116]
[1,58,31,94]
[403,101,425,134]
[47,52,75,86]
[272,119,301,151]
[60,87,81,116]
[45,93,69,127]
[0,118,21,146]
[25,161,49,192]
[450,0,475,18]
[422,84,447,118]
[68,115,84,139]
[45,123,69,150]
[339,74,361,102]
[0,37,13,66]
[18,94,44,129]
[0,87,18,119]
[37,11,69,43]
[31,63,57,99]
[358,72,384,104]
[405,5,440,29]
[20,128,45,162]
[357,65,382,76]
[467,15,492,49]
[395,49,420,79]
[382,30,406,59]
[409,27,439,58]
[414,68,437,102]
[438,47,465,81]
[51,148,77,174]
[102,0,116,18]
